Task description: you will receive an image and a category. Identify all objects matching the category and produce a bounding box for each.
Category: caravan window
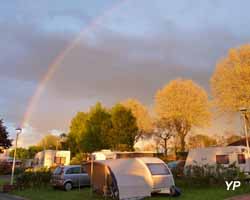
[216,155,229,164]
[147,163,170,175]
[238,154,246,164]
[54,157,66,165]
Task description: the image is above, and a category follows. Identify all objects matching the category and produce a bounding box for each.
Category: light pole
[10,127,22,185]
[239,108,250,158]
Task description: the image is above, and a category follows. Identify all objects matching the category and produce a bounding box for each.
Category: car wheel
[64,182,73,191]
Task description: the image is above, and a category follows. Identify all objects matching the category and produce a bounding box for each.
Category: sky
[1,0,250,147]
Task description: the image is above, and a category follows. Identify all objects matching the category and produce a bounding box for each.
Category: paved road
[0,193,27,200]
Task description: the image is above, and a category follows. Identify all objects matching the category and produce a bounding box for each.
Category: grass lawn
[12,185,250,200]
[0,178,9,191]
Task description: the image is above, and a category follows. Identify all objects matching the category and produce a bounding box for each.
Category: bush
[0,161,11,175]
[180,163,247,187]
[16,168,52,189]
[70,153,88,165]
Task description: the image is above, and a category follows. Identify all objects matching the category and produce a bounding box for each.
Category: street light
[10,127,22,185]
[239,108,250,158]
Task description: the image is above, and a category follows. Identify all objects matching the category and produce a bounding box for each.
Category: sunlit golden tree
[155,79,211,151]
[121,98,153,140]
[211,44,250,126]
[37,134,60,150]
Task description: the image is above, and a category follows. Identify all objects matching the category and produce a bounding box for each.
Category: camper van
[84,157,177,200]
[185,146,250,173]
[34,150,71,168]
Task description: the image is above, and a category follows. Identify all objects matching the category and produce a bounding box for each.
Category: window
[146,163,170,175]
[54,167,63,175]
[238,154,246,164]
[66,167,80,174]
[216,155,229,164]
[54,157,66,165]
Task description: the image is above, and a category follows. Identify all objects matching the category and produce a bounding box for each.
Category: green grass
[0,178,8,191]
[12,185,250,200]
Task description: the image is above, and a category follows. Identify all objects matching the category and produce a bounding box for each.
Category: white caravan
[84,157,176,200]
[185,146,250,173]
[34,150,70,168]
[91,150,157,161]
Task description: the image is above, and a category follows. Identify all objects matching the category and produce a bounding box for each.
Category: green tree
[68,112,88,154]
[155,79,211,152]
[0,119,12,152]
[27,146,43,158]
[111,104,138,151]
[9,147,29,160]
[82,103,112,152]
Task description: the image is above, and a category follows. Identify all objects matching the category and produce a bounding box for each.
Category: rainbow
[21,0,127,127]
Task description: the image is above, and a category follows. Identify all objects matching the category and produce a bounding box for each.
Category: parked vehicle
[83,157,180,200]
[185,146,250,174]
[51,165,90,191]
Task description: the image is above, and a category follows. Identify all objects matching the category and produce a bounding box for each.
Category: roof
[227,137,250,146]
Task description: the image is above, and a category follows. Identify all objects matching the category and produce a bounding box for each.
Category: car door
[65,167,81,187]
[79,167,90,186]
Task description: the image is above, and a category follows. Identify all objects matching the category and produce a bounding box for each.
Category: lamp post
[10,127,22,185]
[239,108,250,158]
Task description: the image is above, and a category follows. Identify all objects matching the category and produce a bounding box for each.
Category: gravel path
[227,194,250,200]
[0,193,27,200]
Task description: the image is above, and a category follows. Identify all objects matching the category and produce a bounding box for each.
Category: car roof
[59,165,80,169]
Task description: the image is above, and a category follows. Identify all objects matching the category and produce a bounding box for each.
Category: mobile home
[185,146,250,173]
[34,150,70,168]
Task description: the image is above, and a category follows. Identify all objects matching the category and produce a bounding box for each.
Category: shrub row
[15,168,52,189]
[173,163,247,187]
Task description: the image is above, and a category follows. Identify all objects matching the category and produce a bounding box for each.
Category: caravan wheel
[170,186,181,197]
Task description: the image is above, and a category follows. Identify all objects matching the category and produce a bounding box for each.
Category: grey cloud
[1,0,250,143]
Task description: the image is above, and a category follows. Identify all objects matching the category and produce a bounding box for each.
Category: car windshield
[54,167,63,175]
[147,163,170,175]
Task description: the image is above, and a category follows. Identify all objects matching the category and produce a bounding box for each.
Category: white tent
[84,157,175,200]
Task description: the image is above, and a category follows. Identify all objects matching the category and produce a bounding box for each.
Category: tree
[37,134,60,150]
[68,112,88,154]
[27,146,43,158]
[211,45,250,125]
[187,134,217,149]
[82,103,112,152]
[155,79,211,152]
[226,134,242,145]
[0,119,12,152]
[9,147,29,160]
[121,99,153,140]
[111,104,138,151]
[153,120,175,156]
